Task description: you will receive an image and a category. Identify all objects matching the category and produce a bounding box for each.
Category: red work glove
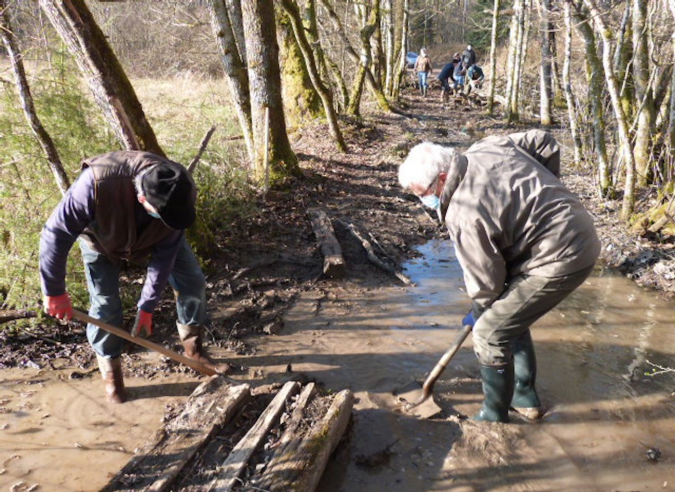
[44,293,73,321]
[131,309,153,337]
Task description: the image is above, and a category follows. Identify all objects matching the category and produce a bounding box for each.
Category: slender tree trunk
[38,0,163,156]
[571,1,611,196]
[669,0,675,174]
[539,0,553,126]
[383,0,395,95]
[505,0,523,123]
[241,0,300,180]
[632,0,655,187]
[486,0,501,114]
[510,0,530,121]
[562,0,582,167]
[0,0,70,195]
[614,3,634,121]
[280,0,346,151]
[206,0,255,162]
[583,0,636,219]
[392,0,410,99]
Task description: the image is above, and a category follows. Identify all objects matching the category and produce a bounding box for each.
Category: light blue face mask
[420,193,441,210]
[148,211,161,219]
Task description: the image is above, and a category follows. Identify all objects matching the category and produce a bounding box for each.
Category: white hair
[398,142,457,190]
[420,48,427,56]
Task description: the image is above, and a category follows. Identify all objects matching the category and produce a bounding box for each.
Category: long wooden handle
[72,309,217,376]
[421,324,472,396]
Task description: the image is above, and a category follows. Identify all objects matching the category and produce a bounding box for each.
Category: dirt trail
[2,88,675,491]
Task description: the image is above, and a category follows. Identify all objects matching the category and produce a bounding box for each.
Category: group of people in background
[414,44,485,102]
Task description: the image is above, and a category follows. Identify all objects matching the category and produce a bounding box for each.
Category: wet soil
[2,86,675,491]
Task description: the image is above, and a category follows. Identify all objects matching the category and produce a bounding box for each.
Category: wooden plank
[99,378,250,492]
[255,389,354,492]
[207,381,301,492]
[307,208,346,278]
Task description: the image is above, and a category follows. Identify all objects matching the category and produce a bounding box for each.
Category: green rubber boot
[511,330,542,419]
[473,363,514,423]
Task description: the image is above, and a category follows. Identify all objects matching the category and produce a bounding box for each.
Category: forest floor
[2,83,675,491]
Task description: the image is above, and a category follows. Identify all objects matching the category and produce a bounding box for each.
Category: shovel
[71,309,217,376]
[394,323,472,418]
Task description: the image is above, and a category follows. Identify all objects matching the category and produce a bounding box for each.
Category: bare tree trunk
[383,0,395,95]
[583,0,636,219]
[38,0,163,156]
[486,0,501,114]
[570,1,612,196]
[632,0,656,187]
[206,0,255,162]
[505,0,523,123]
[539,0,553,126]
[0,0,70,195]
[669,0,675,175]
[562,0,582,167]
[392,0,410,99]
[241,0,300,180]
[280,0,347,151]
[510,0,530,121]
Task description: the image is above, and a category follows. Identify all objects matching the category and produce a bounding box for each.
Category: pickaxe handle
[72,309,217,376]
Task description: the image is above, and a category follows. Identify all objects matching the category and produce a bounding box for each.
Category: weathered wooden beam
[100,378,250,492]
[254,389,354,492]
[207,381,301,492]
[307,208,346,279]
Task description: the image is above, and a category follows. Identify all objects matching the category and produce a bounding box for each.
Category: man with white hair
[398,130,600,423]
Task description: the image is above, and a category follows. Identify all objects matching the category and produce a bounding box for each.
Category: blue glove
[462,310,476,327]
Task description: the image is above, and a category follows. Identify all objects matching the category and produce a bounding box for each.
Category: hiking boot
[177,323,230,374]
[96,354,126,404]
[473,363,514,423]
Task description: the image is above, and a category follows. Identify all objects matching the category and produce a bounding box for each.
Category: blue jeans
[418,72,429,90]
[80,237,207,358]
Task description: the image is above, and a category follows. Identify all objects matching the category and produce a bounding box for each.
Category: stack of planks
[100,377,353,492]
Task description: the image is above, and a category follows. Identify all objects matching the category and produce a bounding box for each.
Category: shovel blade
[393,380,442,419]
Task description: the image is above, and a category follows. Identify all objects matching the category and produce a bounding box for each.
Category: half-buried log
[253,389,354,492]
[100,377,250,492]
[307,208,346,278]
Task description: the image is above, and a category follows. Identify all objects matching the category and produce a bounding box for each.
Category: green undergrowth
[0,57,254,317]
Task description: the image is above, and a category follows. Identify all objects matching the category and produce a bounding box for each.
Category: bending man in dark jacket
[40,151,226,404]
[398,130,600,423]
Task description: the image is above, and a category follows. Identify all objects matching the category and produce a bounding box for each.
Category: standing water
[1,239,674,491]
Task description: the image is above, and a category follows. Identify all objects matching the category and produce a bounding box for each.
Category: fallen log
[336,219,414,286]
[254,389,354,492]
[307,208,346,279]
[100,378,250,492]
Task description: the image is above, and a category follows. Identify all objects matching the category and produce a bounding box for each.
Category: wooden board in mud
[100,377,353,492]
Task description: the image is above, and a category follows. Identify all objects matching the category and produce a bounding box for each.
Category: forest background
[1,0,675,319]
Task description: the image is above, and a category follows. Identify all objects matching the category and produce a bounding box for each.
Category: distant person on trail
[39,151,227,404]
[437,61,456,103]
[453,57,467,94]
[462,44,477,69]
[414,48,433,97]
[398,130,600,423]
[466,64,485,94]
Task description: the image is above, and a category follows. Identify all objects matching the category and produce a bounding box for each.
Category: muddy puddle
[2,239,675,491]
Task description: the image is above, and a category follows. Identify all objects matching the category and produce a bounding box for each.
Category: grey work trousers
[472,264,595,366]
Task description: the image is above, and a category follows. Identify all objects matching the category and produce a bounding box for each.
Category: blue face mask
[148,211,161,219]
[420,193,441,210]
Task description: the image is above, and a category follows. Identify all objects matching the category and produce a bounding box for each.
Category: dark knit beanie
[142,161,196,230]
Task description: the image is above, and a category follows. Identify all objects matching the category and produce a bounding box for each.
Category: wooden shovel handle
[71,309,217,376]
[421,324,473,397]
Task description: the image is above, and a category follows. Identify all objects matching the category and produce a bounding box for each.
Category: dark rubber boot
[473,363,514,423]
[511,330,542,419]
[177,324,230,374]
[97,354,126,404]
